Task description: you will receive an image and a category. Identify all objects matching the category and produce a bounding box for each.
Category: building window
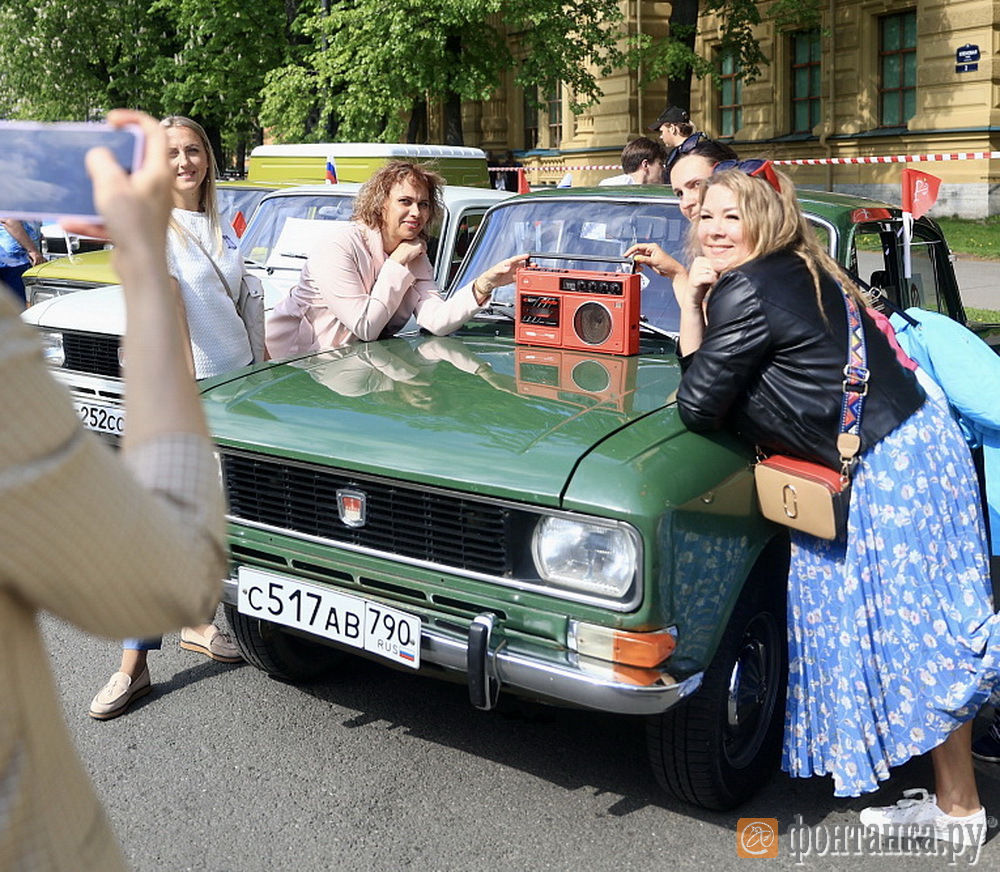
[523,88,539,151]
[879,10,916,127]
[718,53,742,137]
[546,83,562,147]
[790,30,821,133]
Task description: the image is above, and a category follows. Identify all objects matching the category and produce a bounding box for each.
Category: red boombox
[514,254,641,356]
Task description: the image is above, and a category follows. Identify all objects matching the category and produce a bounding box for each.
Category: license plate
[74,400,125,436]
[237,567,421,669]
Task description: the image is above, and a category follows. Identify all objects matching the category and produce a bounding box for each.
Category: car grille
[63,332,120,378]
[222,452,514,576]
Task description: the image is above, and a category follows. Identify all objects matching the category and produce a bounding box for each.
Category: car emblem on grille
[118,345,125,368]
[337,489,367,528]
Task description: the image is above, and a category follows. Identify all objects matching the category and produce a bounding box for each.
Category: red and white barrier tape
[774,151,1000,166]
[489,151,1000,174]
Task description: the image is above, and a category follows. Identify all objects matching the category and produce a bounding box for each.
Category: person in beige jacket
[266,160,527,358]
[0,110,226,870]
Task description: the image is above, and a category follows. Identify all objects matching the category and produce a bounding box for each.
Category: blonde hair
[161,115,222,248]
[688,167,867,312]
[352,161,443,238]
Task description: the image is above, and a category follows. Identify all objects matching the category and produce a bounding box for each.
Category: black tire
[646,541,788,810]
[224,603,346,682]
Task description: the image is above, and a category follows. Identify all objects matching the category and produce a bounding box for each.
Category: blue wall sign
[956,44,980,73]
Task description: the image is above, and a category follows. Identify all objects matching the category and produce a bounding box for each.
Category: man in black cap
[649,106,696,149]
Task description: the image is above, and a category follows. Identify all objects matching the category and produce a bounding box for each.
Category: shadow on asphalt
[263,648,1000,836]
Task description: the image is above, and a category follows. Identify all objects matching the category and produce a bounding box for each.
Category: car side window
[448,211,486,286]
[907,228,949,314]
[851,224,950,316]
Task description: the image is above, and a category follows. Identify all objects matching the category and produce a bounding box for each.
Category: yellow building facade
[444,1,999,217]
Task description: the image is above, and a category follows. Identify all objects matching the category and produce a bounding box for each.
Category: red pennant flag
[517,167,530,194]
[901,168,941,220]
[231,210,247,238]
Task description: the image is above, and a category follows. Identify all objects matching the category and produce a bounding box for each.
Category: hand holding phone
[0,120,145,224]
[58,110,172,262]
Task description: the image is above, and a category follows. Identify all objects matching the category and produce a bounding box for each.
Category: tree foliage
[646,0,824,93]
[261,0,646,142]
[0,0,825,147]
[0,0,174,119]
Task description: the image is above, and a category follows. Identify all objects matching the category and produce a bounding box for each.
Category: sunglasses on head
[713,158,781,193]
[665,132,707,171]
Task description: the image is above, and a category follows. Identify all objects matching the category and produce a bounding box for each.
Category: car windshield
[240,194,357,267]
[216,186,271,239]
[239,192,448,275]
[452,196,689,333]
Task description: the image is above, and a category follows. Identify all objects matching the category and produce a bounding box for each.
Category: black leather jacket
[677,249,925,469]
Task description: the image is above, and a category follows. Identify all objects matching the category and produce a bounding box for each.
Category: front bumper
[221,576,701,716]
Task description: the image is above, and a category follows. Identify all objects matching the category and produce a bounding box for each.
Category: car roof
[250,143,487,159]
[508,184,901,218]
[256,183,514,211]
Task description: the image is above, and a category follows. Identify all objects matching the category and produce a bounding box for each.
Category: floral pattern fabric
[782,399,1000,796]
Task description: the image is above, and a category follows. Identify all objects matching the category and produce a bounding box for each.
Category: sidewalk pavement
[953,256,1000,310]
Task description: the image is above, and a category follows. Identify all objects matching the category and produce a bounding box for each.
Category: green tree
[0,0,174,120]
[260,0,648,143]
[651,0,824,110]
[0,0,296,164]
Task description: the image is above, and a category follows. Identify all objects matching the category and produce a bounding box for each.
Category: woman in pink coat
[267,160,527,356]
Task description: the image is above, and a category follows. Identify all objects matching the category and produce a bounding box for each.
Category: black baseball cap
[649,106,690,130]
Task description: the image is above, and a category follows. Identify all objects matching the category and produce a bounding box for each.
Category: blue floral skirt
[782,399,1000,796]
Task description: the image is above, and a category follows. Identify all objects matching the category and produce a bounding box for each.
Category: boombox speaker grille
[573,301,613,345]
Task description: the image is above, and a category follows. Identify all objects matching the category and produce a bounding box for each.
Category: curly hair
[352,161,444,238]
[689,166,866,313]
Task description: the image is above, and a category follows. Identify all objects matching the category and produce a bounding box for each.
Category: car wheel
[646,543,788,811]
[224,603,346,682]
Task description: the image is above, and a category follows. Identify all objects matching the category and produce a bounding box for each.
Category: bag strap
[838,287,868,478]
[174,221,236,300]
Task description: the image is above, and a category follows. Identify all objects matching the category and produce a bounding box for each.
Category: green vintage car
[202,186,977,811]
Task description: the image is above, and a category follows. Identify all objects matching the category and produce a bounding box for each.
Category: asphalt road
[43,608,1000,871]
[854,250,1000,312]
[953,256,1000,311]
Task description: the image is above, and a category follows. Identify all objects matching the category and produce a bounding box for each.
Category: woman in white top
[90,116,255,719]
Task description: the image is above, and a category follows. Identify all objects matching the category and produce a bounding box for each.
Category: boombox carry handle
[526,251,637,274]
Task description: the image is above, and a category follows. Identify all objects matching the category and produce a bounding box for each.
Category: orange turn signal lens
[569,622,677,668]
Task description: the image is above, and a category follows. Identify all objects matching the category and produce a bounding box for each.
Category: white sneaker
[859,788,987,848]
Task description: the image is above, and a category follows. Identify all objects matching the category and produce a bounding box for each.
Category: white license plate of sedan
[237,567,421,669]
[73,400,125,435]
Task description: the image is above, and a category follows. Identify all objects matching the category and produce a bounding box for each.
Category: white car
[21,183,514,440]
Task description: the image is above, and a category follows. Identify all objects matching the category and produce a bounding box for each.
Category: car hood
[21,283,125,334]
[24,249,118,285]
[202,331,685,502]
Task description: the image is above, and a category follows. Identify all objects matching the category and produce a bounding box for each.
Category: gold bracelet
[473,279,490,303]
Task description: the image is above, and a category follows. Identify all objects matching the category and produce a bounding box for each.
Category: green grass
[934,216,1000,260]
[856,216,1000,259]
[965,306,1000,325]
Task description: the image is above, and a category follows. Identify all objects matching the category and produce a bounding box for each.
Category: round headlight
[531,515,638,599]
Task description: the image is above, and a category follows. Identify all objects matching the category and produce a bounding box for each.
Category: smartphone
[0,120,144,223]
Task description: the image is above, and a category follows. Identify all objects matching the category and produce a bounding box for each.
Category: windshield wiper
[639,317,678,339]
[479,299,516,321]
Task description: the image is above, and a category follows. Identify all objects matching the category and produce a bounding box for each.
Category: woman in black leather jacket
[678,163,998,848]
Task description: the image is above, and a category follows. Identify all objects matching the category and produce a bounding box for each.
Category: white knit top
[167,209,253,379]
